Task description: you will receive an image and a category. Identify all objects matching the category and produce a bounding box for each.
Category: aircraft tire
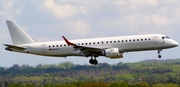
[89,59,94,64]
[158,55,161,58]
[89,59,98,65]
[94,60,98,65]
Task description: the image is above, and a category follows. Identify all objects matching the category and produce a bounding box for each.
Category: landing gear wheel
[89,59,94,64]
[94,60,98,65]
[158,55,161,58]
[89,57,98,65]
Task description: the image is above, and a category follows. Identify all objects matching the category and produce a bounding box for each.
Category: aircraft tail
[6,20,34,45]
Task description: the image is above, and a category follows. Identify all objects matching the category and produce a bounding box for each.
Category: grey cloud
[0,0,23,19]
[2,0,180,38]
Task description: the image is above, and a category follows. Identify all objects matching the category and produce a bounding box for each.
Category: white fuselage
[14,34,178,58]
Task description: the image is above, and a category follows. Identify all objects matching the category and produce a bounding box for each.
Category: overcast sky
[0,0,180,67]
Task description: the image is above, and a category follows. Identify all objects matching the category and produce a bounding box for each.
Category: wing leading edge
[62,36,103,57]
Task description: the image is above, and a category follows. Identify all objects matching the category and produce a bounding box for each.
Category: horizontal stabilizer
[4,44,26,50]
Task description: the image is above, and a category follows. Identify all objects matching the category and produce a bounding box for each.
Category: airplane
[4,20,179,65]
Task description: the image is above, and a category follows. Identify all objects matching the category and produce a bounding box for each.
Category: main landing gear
[157,49,162,58]
[89,56,98,65]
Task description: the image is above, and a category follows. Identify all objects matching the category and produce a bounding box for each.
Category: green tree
[119,82,128,87]
[135,81,149,87]
[109,82,120,87]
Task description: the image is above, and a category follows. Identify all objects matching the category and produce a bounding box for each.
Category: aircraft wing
[3,44,26,51]
[62,36,104,57]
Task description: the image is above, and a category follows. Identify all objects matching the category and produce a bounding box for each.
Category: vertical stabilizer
[6,20,34,45]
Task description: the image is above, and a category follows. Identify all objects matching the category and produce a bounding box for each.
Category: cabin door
[41,44,46,53]
[153,36,158,45]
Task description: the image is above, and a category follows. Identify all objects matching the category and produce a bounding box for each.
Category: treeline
[0,59,180,86]
[5,82,180,87]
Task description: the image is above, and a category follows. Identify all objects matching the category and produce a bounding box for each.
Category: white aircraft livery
[4,20,179,65]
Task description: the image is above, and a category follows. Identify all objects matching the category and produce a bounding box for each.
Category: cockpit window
[162,37,165,39]
[162,36,170,39]
[165,36,170,39]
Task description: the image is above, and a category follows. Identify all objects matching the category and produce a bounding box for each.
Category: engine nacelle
[103,48,123,59]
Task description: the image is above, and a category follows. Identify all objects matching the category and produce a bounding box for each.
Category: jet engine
[102,48,123,59]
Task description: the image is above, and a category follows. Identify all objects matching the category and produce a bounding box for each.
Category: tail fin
[6,20,34,45]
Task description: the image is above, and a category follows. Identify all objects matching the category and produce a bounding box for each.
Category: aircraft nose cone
[172,41,179,47]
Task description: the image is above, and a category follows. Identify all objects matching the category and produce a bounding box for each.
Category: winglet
[62,36,76,46]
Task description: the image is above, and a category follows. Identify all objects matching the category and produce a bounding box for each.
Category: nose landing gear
[158,50,162,58]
